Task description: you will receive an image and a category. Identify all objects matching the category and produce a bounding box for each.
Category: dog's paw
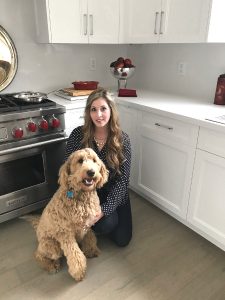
[67,251,87,281]
[48,259,61,274]
[84,246,100,258]
[73,270,86,282]
[69,265,86,282]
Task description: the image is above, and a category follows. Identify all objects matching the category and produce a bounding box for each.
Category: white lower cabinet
[65,107,85,136]
[136,111,198,220]
[116,103,138,189]
[187,127,225,251]
[116,102,225,251]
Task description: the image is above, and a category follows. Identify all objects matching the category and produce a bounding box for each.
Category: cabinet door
[46,0,88,43]
[120,0,160,43]
[88,0,119,43]
[187,150,225,251]
[117,104,138,189]
[65,108,85,136]
[136,111,198,219]
[160,0,211,43]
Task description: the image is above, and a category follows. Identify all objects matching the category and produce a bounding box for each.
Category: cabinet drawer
[198,127,225,158]
[140,111,198,147]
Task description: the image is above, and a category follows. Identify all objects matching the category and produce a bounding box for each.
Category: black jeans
[92,199,132,247]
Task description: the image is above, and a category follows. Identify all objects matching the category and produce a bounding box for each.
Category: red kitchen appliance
[214,74,225,105]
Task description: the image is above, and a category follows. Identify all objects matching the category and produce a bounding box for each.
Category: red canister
[214,74,225,105]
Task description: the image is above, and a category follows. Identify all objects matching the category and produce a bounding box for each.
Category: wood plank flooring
[0,190,225,300]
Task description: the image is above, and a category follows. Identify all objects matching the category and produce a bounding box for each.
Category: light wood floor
[0,190,225,300]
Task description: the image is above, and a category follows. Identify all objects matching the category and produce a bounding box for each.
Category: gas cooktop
[0,94,56,113]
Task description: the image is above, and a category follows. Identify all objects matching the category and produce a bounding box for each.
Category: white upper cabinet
[160,0,211,43]
[35,0,225,44]
[87,0,119,44]
[207,0,225,42]
[34,0,119,43]
[120,0,212,43]
[120,0,160,43]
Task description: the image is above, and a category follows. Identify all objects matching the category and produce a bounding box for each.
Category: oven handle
[0,136,67,155]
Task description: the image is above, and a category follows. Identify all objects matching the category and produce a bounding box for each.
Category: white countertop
[49,89,225,133]
[115,90,225,132]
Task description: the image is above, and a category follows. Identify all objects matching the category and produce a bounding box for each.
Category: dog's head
[59,148,109,191]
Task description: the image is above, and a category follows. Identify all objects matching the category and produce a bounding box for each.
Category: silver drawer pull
[154,12,159,34]
[159,11,164,34]
[155,122,173,130]
[89,14,93,35]
[83,14,88,35]
[79,116,84,119]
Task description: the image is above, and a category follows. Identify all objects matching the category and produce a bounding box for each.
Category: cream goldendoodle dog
[26,148,108,281]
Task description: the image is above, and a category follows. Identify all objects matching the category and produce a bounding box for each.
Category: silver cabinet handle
[89,14,93,35]
[83,14,88,35]
[154,12,159,34]
[79,116,84,119]
[155,122,173,130]
[159,11,164,34]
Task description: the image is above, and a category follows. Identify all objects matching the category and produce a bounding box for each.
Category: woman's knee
[93,212,118,235]
[110,230,132,247]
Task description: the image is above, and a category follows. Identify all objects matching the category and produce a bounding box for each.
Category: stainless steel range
[0,93,67,223]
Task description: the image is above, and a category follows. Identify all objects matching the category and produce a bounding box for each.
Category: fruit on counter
[115,61,124,69]
[124,58,132,66]
[117,57,125,63]
[110,57,135,69]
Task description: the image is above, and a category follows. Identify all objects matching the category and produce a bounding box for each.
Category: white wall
[128,43,225,102]
[0,0,128,93]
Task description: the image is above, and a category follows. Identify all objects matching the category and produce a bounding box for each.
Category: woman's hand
[93,211,104,224]
[86,210,104,228]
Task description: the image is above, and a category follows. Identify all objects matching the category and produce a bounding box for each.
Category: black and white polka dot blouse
[65,126,131,216]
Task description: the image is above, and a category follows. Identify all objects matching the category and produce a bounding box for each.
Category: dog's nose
[87,169,95,177]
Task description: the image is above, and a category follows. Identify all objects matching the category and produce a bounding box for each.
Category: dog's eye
[93,158,96,163]
[78,158,84,164]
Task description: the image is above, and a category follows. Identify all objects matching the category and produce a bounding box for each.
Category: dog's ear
[58,158,70,187]
[97,162,109,188]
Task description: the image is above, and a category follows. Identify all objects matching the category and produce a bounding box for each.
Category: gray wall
[128,43,225,102]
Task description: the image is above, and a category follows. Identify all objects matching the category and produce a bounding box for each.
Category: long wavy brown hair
[82,88,124,174]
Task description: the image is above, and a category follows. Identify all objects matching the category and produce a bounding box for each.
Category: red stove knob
[12,127,23,139]
[39,118,49,131]
[27,121,37,132]
[50,115,60,128]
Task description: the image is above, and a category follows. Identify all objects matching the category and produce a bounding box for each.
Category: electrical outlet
[177,62,187,76]
[89,57,96,71]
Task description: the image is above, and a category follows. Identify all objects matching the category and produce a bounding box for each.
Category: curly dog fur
[30,148,108,281]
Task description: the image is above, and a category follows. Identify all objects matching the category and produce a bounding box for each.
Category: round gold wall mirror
[0,25,18,92]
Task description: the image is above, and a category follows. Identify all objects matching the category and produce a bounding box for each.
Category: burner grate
[13,97,56,110]
[0,95,19,112]
[0,94,56,112]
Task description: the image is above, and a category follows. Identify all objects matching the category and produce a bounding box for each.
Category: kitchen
[1,0,225,299]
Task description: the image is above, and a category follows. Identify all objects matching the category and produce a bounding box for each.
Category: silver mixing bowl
[110,67,136,80]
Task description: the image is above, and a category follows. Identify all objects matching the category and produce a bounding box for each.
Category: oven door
[0,137,66,222]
